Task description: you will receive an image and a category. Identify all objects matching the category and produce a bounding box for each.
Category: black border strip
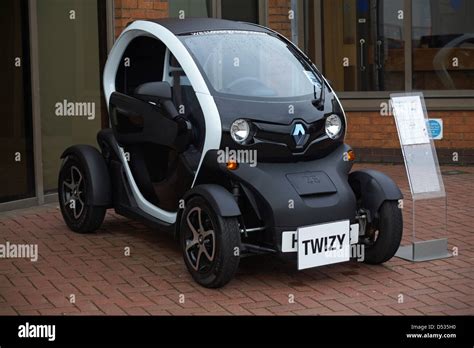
[0,315,471,346]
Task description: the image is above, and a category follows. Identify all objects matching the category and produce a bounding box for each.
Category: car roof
[147,18,274,35]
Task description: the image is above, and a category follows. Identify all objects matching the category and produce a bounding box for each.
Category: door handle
[359,39,366,71]
[376,39,383,70]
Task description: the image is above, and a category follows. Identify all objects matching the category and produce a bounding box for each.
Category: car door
[110,36,179,150]
[107,35,188,211]
[108,91,179,150]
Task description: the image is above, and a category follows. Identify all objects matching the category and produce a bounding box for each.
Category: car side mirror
[134,81,178,118]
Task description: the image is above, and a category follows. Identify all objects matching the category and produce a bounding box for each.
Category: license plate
[297,220,350,270]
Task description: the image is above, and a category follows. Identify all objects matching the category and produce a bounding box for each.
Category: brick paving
[0,164,473,316]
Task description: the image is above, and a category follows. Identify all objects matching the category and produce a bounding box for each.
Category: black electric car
[58,18,403,288]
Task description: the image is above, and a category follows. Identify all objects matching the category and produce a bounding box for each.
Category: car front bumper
[225,143,358,252]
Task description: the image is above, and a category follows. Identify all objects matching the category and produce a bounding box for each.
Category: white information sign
[390,93,445,200]
[391,95,430,146]
[391,93,450,262]
[403,144,442,195]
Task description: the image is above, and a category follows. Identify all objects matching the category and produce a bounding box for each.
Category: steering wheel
[224,77,277,97]
[225,77,263,90]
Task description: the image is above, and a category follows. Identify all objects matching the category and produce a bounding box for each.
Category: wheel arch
[174,184,241,239]
[349,169,403,222]
[60,145,112,207]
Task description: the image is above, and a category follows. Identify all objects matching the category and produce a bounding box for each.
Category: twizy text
[302,233,346,255]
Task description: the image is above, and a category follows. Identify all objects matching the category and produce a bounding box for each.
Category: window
[37,0,104,192]
[308,0,474,105]
[182,31,321,99]
[169,0,212,18]
[115,37,166,96]
[0,0,35,202]
[412,0,474,90]
[221,0,259,23]
[321,0,405,92]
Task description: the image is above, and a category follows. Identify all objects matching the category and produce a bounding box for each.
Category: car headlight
[325,114,342,139]
[230,119,251,144]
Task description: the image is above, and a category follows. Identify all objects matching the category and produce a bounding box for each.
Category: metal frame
[290,0,298,44]
[338,96,474,111]
[0,0,44,212]
[28,0,44,206]
[259,0,268,26]
[0,197,37,213]
[212,0,220,18]
[404,0,412,92]
[312,0,323,68]
[106,0,115,51]
[0,0,113,212]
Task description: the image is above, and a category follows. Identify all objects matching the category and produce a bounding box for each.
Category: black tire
[363,200,403,264]
[180,196,241,288]
[58,155,106,234]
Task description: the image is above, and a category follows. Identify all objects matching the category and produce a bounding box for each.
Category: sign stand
[390,92,452,262]
[395,196,450,261]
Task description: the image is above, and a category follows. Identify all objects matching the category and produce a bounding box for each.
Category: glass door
[0,0,35,203]
[221,0,260,23]
[36,0,104,193]
[168,0,212,18]
[322,0,405,92]
[412,0,474,90]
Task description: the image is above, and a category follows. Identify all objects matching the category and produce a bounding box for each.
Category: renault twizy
[58,18,403,288]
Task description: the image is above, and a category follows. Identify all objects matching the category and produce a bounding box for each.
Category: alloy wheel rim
[185,206,216,273]
[62,165,85,219]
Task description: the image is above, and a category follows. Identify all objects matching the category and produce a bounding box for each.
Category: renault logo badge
[292,123,308,147]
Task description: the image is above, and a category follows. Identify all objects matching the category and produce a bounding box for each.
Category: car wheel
[58,155,106,233]
[362,200,403,264]
[180,196,241,288]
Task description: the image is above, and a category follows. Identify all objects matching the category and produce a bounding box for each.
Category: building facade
[1,0,473,210]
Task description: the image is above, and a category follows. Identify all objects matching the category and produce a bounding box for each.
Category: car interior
[113,36,205,212]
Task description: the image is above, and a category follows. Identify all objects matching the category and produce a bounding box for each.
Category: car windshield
[181,31,321,99]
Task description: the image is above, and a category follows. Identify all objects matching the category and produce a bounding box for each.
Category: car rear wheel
[362,200,403,264]
[180,196,241,288]
[58,155,106,233]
